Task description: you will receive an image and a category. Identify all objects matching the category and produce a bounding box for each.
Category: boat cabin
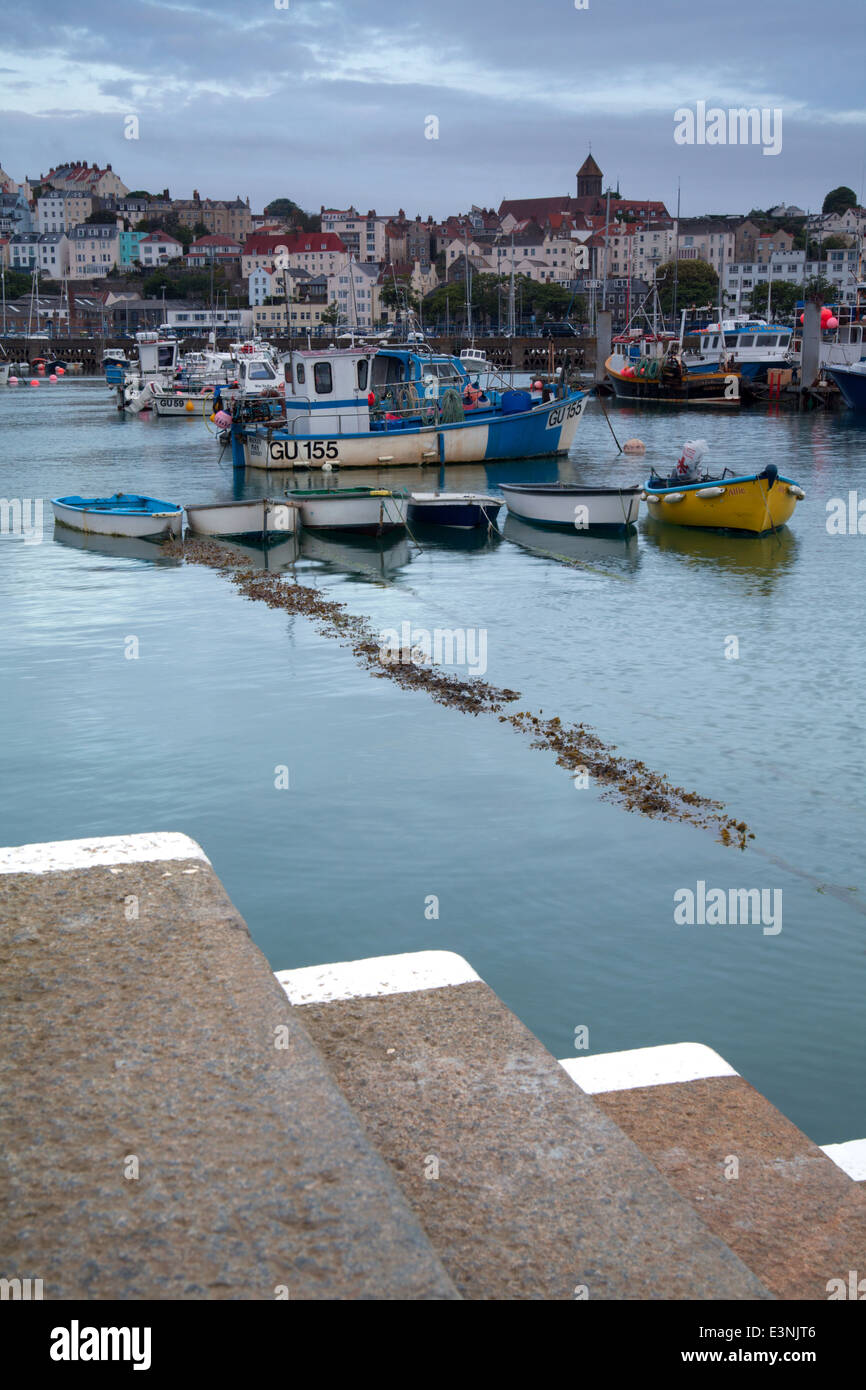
[136,332,179,377]
[281,347,473,434]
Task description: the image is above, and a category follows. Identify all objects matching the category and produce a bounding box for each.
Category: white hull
[0,363,10,386]
[501,487,641,528]
[52,502,182,540]
[292,494,408,530]
[152,390,213,417]
[243,397,586,471]
[185,498,298,538]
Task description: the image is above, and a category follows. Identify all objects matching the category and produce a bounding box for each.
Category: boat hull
[152,390,214,417]
[643,474,802,534]
[407,495,502,529]
[606,356,741,406]
[826,365,866,411]
[241,394,587,469]
[185,498,299,540]
[52,498,183,540]
[500,484,641,530]
[290,492,408,533]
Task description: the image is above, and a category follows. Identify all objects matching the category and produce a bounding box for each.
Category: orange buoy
[30,378,39,387]
[622,438,646,454]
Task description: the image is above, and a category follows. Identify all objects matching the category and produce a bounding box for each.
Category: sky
[1,0,864,220]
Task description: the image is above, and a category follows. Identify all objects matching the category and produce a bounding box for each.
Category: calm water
[2,378,864,1144]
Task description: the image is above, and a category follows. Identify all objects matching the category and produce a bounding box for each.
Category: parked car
[540,321,579,338]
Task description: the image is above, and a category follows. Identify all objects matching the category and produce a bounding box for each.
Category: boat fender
[787,485,805,499]
[695,486,725,498]
[647,359,661,380]
[663,492,685,503]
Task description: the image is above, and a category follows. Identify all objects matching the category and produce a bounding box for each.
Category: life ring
[647,359,660,380]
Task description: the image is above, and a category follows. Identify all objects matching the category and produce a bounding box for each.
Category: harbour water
[2,378,864,1144]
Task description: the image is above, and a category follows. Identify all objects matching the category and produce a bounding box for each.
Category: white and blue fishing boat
[825,360,866,411]
[407,492,502,529]
[682,319,793,381]
[226,339,588,471]
[51,493,183,540]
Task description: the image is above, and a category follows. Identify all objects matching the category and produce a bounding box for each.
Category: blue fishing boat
[51,493,183,540]
[224,336,588,471]
[826,361,866,411]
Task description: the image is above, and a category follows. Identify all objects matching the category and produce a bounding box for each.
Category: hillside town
[0,154,862,337]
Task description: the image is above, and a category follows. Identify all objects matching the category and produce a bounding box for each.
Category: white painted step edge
[819,1140,866,1182]
[559,1042,737,1094]
[276,950,480,1005]
[0,832,210,874]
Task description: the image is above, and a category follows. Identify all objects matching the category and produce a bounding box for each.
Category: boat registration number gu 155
[251,438,339,462]
[545,400,583,429]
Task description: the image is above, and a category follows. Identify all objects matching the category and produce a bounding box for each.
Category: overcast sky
[2,0,863,220]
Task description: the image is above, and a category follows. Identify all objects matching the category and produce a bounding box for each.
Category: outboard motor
[759,463,778,489]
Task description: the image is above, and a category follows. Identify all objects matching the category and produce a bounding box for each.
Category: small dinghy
[642,444,804,534]
[51,493,183,540]
[500,482,641,531]
[408,492,502,529]
[287,486,408,534]
[185,498,299,541]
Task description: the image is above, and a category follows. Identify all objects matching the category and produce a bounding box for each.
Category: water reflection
[641,516,798,592]
[503,513,641,575]
[52,525,182,567]
[299,529,413,581]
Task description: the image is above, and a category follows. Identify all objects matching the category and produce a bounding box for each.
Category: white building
[36,190,95,234]
[137,231,184,268]
[724,248,861,311]
[321,208,393,262]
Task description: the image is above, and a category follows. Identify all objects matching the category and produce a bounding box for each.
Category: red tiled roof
[243,231,346,256]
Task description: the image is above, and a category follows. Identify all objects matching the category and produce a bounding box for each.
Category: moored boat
[287,486,408,533]
[500,482,642,531]
[642,464,804,534]
[825,360,866,411]
[51,493,183,540]
[185,497,299,541]
[232,340,588,470]
[407,492,502,529]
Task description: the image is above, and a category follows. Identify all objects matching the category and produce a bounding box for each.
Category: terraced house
[67,223,119,279]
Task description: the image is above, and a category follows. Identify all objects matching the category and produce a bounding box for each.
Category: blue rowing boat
[51,493,183,540]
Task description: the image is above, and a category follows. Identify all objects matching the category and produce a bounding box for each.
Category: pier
[2,832,864,1301]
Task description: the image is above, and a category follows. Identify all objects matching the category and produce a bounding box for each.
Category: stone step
[561,1043,866,1300]
[0,834,458,1301]
[278,951,770,1301]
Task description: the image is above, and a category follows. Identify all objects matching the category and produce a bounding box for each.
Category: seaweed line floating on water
[164,537,752,848]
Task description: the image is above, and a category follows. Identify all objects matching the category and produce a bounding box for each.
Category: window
[357,359,368,390]
[314,362,333,394]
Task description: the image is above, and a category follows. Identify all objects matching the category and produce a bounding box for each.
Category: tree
[85,210,119,224]
[822,186,857,216]
[655,258,719,312]
[747,279,800,316]
[822,235,852,250]
[2,269,34,298]
[127,190,152,199]
[192,222,210,238]
[320,303,341,325]
[142,267,230,301]
[803,275,837,303]
[264,198,319,232]
[380,276,419,312]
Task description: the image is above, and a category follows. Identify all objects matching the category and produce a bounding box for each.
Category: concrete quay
[1,831,862,1300]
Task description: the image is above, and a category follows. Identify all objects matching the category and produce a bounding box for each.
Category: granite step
[0,833,458,1301]
[561,1043,866,1300]
[278,951,771,1301]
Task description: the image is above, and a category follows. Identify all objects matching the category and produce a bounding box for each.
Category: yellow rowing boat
[642,465,804,535]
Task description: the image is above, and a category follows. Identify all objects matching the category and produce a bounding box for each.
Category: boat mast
[463,225,472,340]
[508,232,516,337]
[672,179,680,327]
[601,188,611,310]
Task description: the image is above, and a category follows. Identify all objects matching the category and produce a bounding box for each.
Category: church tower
[576,154,603,201]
